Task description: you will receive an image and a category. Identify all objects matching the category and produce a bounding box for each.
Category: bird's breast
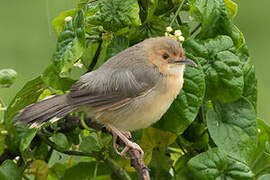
[100,73,184,131]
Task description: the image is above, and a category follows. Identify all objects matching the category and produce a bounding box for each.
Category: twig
[191,23,201,35]
[88,39,102,71]
[129,149,150,180]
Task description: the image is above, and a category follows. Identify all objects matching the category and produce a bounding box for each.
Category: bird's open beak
[169,58,197,67]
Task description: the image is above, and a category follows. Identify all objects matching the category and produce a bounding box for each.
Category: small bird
[14,37,196,157]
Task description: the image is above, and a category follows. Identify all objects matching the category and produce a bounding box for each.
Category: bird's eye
[162,53,169,60]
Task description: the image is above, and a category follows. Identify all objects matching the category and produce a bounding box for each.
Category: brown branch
[60,115,151,179]
[129,149,150,180]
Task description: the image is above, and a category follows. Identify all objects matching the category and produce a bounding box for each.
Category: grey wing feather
[69,45,160,110]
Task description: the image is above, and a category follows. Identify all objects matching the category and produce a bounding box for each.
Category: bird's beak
[169,58,197,67]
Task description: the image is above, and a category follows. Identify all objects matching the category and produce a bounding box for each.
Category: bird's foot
[108,125,144,159]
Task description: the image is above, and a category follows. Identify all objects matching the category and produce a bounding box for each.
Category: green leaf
[188,148,254,180]
[250,119,270,176]
[184,35,244,102]
[34,142,50,160]
[206,97,257,163]
[0,69,17,88]
[81,42,99,68]
[60,162,111,180]
[154,56,205,135]
[106,35,129,60]
[189,0,233,39]
[174,154,194,180]
[258,174,270,180]
[42,9,86,90]
[243,59,257,112]
[5,76,47,124]
[0,160,21,180]
[87,0,141,31]
[52,9,77,35]
[20,128,37,154]
[30,160,49,180]
[79,132,102,153]
[140,127,176,151]
[224,0,238,19]
[51,133,70,150]
[129,16,166,45]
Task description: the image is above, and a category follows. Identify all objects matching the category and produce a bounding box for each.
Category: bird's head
[142,37,197,76]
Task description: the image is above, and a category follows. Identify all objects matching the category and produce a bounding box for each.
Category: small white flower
[169,34,177,41]
[166,26,173,32]
[65,16,72,22]
[174,30,182,37]
[178,36,185,42]
[73,61,84,68]
[165,32,169,36]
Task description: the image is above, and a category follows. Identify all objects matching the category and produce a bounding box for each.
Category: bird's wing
[68,65,160,111]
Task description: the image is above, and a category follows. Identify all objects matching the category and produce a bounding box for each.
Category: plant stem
[191,23,201,35]
[88,39,102,71]
[170,0,185,27]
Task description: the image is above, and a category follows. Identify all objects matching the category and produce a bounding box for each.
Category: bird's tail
[14,94,75,128]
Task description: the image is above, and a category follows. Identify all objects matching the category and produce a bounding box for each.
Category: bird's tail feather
[14,94,75,128]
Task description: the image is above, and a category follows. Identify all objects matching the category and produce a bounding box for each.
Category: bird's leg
[107,124,144,158]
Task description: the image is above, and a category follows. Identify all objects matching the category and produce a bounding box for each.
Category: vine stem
[169,0,185,27]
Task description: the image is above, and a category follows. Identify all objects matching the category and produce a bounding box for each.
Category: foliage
[0,0,267,179]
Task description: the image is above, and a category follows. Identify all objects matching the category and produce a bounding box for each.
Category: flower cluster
[165,26,185,42]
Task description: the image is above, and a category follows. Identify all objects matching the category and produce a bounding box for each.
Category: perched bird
[14,37,196,157]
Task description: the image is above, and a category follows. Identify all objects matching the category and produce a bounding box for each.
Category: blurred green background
[0,1,269,122]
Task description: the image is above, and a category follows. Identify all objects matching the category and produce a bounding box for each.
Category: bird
[14,36,196,158]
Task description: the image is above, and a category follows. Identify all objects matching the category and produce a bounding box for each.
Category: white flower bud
[165,32,169,36]
[178,36,185,42]
[166,26,173,32]
[174,30,182,37]
[65,16,72,22]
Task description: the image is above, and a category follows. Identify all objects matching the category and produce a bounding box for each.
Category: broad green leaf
[188,148,254,180]
[34,142,50,160]
[81,42,99,68]
[140,127,177,151]
[106,35,129,60]
[5,76,47,124]
[60,162,111,180]
[0,160,21,180]
[250,119,270,176]
[42,9,86,90]
[243,59,257,112]
[258,174,270,180]
[174,154,194,180]
[20,128,37,154]
[30,160,49,180]
[129,16,166,45]
[155,56,205,134]
[0,69,17,88]
[184,35,244,102]
[52,9,77,35]
[206,97,257,163]
[51,133,69,150]
[48,163,71,180]
[137,0,158,22]
[87,0,141,31]
[149,149,172,179]
[189,0,234,40]
[224,0,238,19]
[79,132,102,153]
